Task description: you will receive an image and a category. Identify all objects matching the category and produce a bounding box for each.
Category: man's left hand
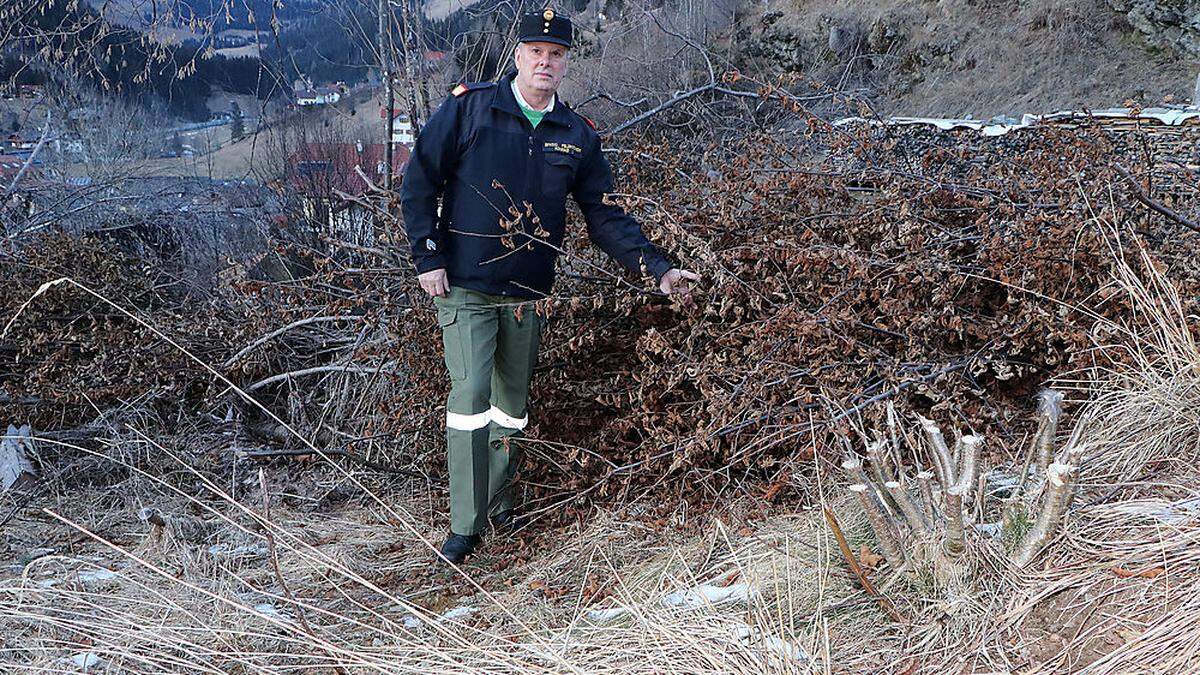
[659,268,701,306]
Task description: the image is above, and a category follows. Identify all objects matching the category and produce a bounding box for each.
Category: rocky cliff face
[1109,0,1200,57]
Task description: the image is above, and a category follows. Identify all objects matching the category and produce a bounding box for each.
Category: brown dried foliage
[0,234,246,419]
[2,114,1197,522]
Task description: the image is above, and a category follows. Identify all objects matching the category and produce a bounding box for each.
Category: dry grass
[0,455,876,673]
[3,226,1200,672]
[1068,238,1200,488]
[985,226,1200,672]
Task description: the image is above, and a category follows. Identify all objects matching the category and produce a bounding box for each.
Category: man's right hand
[418,269,450,298]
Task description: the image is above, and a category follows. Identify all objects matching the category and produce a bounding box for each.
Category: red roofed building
[0,155,40,223]
[286,141,410,238]
[4,134,38,154]
[379,108,416,147]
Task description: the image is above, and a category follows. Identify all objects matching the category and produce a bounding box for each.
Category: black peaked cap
[518,8,573,48]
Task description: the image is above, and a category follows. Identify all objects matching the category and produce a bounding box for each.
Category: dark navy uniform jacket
[400,70,672,299]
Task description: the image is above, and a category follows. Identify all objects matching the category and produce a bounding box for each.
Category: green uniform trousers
[434,287,541,536]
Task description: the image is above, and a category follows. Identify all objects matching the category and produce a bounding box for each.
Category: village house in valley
[286,141,409,240]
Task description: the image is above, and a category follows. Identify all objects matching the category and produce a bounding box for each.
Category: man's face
[514,41,568,96]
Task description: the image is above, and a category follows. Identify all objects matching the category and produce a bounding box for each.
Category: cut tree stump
[1,425,38,491]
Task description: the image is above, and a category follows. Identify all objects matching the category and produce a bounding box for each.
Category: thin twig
[242,363,397,393]
[241,447,438,482]
[223,315,363,368]
[823,507,906,624]
[1114,164,1200,234]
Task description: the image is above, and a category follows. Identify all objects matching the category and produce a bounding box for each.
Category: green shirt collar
[511,79,554,128]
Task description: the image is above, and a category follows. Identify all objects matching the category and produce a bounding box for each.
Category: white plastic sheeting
[731,622,811,663]
[70,652,104,670]
[440,605,477,622]
[834,106,1200,137]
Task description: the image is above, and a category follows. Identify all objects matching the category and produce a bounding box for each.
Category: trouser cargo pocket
[436,302,467,381]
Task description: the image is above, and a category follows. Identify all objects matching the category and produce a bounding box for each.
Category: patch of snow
[761,635,809,662]
[730,622,809,664]
[76,568,117,584]
[71,652,104,669]
[584,606,630,623]
[981,124,1016,137]
[254,603,294,624]
[584,582,756,622]
[662,583,753,608]
[440,606,476,622]
[402,614,422,629]
[834,106,1200,137]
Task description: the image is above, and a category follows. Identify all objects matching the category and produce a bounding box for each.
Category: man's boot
[439,532,480,564]
[489,509,522,534]
[489,509,518,530]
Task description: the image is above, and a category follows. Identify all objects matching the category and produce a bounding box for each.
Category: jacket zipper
[526,126,537,198]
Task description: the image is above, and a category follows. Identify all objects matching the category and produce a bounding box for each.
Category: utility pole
[380,0,396,191]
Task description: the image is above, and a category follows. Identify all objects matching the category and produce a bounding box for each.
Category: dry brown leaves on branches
[3,113,1198,525]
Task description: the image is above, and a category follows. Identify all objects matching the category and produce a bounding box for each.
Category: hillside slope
[742,0,1197,117]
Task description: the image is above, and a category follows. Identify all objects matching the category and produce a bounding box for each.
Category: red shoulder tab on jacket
[452,82,495,97]
[583,115,597,130]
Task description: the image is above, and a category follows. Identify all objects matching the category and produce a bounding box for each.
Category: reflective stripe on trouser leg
[488,406,527,430]
[486,303,541,519]
[447,410,491,430]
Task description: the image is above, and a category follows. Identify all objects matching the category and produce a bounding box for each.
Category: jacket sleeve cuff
[647,253,674,283]
[415,256,447,274]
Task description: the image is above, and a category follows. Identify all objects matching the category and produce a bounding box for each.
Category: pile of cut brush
[2,108,1198,519]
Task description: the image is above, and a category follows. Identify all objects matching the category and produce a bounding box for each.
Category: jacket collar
[492,70,573,128]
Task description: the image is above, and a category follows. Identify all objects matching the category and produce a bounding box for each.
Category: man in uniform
[401,8,698,564]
